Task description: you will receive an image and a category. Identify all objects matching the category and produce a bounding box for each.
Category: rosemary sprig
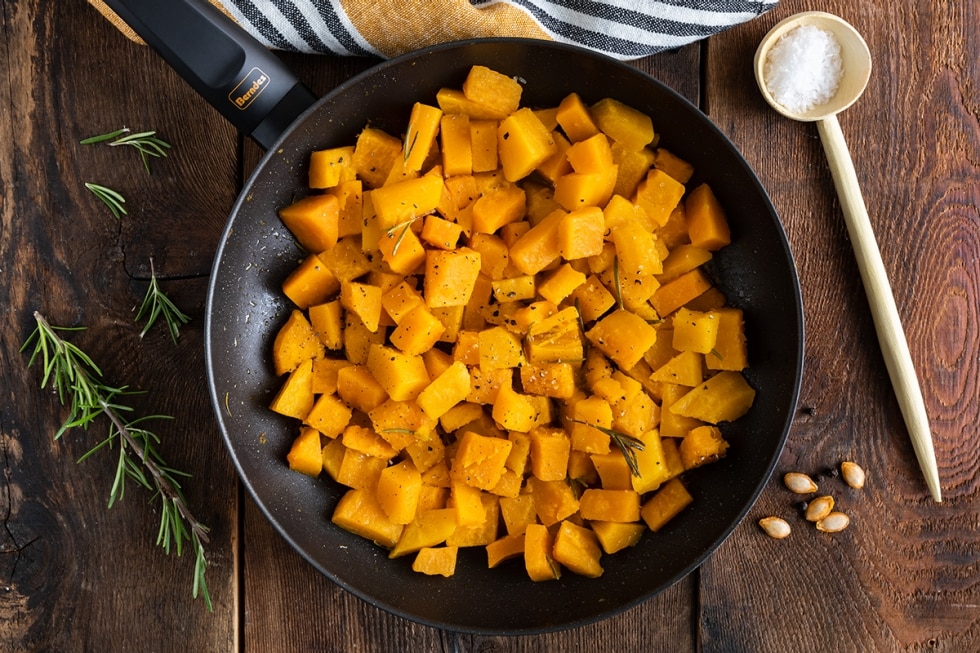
[22,311,212,610]
[85,183,127,219]
[136,257,191,342]
[403,125,418,164]
[568,418,645,477]
[385,216,419,256]
[82,127,171,174]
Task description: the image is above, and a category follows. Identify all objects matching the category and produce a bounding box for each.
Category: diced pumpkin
[591,98,655,150]
[340,281,383,333]
[447,490,499,547]
[330,179,364,238]
[440,113,472,177]
[631,429,671,494]
[524,523,560,581]
[635,168,685,228]
[679,424,730,470]
[557,206,606,260]
[390,508,457,558]
[525,306,584,364]
[705,308,748,371]
[610,220,663,277]
[650,350,704,387]
[308,300,344,350]
[416,360,471,420]
[332,488,403,548]
[273,309,324,376]
[528,426,571,482]
[591,521,646,554]
[659,382,706,438]
[499,494,536,536]
[336,447,388,490]
[612,145,657,199]
[519,362,576,399]
[657,244,713,284]
[311,357,353,395]
[553,166,618,210]
[470,119,499,172]
[436,87,509,120]
[402,102,443,173]
[285,426,324,477]
[498,108,557,182]
[670,371,756,423]
[462,65,523,118]
[278,194,340,253]
[478,326,524,371]
[552,520,603,578]
[640,478,694,532]
[391,550,442,582]
[353,127,402,189]
[508,208,566,275]
[685,183,731,251]
[404,435,447,474]
[491,380,539,433]
[672,307,719,354]
[650,268,713,317]
[369,398,438,446]
[281,253,340,310]
[424,247,482,307]
[653,148,695,184]
[453,430,513,490]
[472,185,526,234]
[421,214,464,250]
[389,304,446,356]
[491,275,537,303]
[269,358,316,419]
[317,237,374,283]
[578,489,641,523]
[527,477,580,527]
[378,220,427,274]
[556,92,600,142]
[377,459,423,524]
[309,146,356,189]
[343,312,385,365]
[586,309,658,370]
[336,364,389,413]
[486,533,526,568]
[589,451,634,491]
[371,174,444,231]
[321,438,347,481]
[568,395,613,454]
[366,344,430,402]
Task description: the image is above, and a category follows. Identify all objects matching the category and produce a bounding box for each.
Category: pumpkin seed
[816,511,850,533]
[783,472,818,494]
[841,461,866,489]
[804,495,834,522]
[758,516,791,539]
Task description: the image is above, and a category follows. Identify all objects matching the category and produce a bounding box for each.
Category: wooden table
[3,0,977,650]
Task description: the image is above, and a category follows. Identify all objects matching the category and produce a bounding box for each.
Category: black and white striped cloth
[215,0,779,60]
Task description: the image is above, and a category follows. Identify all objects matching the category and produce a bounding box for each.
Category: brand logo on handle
[229,68,269,110]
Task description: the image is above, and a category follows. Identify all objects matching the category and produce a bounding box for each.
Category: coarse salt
[764,24,844,113]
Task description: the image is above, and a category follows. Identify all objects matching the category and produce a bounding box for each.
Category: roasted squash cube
[524,523,560,581]
[377,459,423,524]
[366,344,430,402]
[640,478,693,532]
[498,108,557,182]
[286,426,324,477]
[332,488,403,548]
[552,520,603,578]
[670,371,756,424]
[278,194,340,253]
[586,309,658,370]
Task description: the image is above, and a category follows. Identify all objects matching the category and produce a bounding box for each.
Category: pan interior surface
[205,39,803,634]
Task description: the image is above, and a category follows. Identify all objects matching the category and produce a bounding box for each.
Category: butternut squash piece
[273,309,324,376]
[416,361,471,420]
[336,448,388,490]
[525,306,584,364]
[635,168,685,228]
[340,281,382,333]
[556,92,600,142]
[336,364,388,413]
[304,393,353,439]
[402,102,443,172]
[491,381,538,433]
[389,304,446,356]
[281,253,340,310]
[519,362,576,399]
[590,521,646,554]
[631,429,671,494]
[486,532,526,568]
[640,478,693,532]
[353,127,402,189]
[378,219,427,275]
[285,426,323,477]
[424,247,482,307]
[685,183,731,251]
[527,477,580,527]
[557,206,605,260]
[308,300,344,350]
[390,508,457,558]
[670,371,756,424]
[552,520,603,578]
[651,350,704,387]
[679,424,730,470]
[499,494,536,536]
[462,65,523,118]
[437,87,508,120]
[672,307,720,354]
[412,546,458,577]
[498,108,557,182]
[650,268,712,317]
[591,97,655,150]
[309,145,355,189]
[528,426,571,482]
[586,309,658,371]
[508,208,566,275]
[454,430,513,491]
[472,185,527,234]
[366,344,430,402]
[553,166,618,210]
[278,194,340,253]
[377,459,422,524]
[705,308,748,371]
[440,113,472,177]
[332,488,403,548]
[653,148,695,184]
[420,214,463,250]
[469,119,499,172]
[578,489,641,523]
[371,174,444,231]
[524,523,560,581]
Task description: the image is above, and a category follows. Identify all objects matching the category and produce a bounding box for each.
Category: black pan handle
[102,0,318,149]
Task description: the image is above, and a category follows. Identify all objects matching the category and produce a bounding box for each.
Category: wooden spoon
[754,12,942,502]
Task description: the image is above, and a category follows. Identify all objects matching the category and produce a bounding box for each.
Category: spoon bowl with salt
[754,12,942,503]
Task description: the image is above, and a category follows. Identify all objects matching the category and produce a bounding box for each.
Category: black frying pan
[105,0,804,634]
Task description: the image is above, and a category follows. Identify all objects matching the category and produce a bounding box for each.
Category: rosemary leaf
[85,183,127,219]
[613,255,624,311]
[568,418,645,477]
[136,258,191,343]
[21,311,212,610]
[82,127,172,175]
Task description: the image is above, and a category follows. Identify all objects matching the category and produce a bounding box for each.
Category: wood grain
[1,0,977,651]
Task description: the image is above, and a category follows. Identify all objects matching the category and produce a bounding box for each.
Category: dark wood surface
[2,0,977,650]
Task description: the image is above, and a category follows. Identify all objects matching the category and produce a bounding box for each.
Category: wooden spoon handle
[817,114,942,502]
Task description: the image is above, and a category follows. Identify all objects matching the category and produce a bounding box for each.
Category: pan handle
[102,0,318,149]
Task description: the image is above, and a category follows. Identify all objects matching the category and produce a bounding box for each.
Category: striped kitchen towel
[91,0,778,61]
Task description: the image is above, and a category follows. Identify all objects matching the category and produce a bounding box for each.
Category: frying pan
[105,0,804,634]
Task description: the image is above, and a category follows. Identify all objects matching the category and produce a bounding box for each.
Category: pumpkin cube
[308,300,344,350]
[377,459,423,524]
[686,183,731,251]
[437,87,509,120]
[508,207,566,275]
[635,168,686,228]
[454,431,513,490]
[558,206,605,260]
[586,309,658,370]
[470,119,499,172]
[528,426,571,482]
[472,185,527,234]
[640,478,694,532]
[272,309,324,376]
[590,521,646,554]
[491,381,538,433]
[367,344,430,402]
[650,268,712,317]
[498,108,557,182]
[527,477,580,527]
[336,364,389,413]
[416,361,471,420]
[631,429,671,494]
[650,350,704,387]
[478,326,524,371]
[281,254,340,310]
[672,307,720,354]
[589,451,634,491]
[424,247,482,308]
[556,92,600,142]
[591,97,655,150]
[568,395,613,454]
[554,166,618,210]
[519,362,576,399]
[371,174,444,231]
[552,520,603,578]
[578,489,641,523]
[332,488,403,548]
[353,127,402,189]
[499,494,536,536]
[286,426,324,477]
[440,113,472,177]
[309,145,355,189]
[389,508,457,558]
[525,306,584,364]
[524,523,560,581]
[447,491,499,547]
[378,220,427,275]
[304,392,353,439]
[705,308,748,371]
[278,194,340,253]
[679,424,730,470]
[421,214,464,250]
[486,533,527,568]
[390,305,446,355]
[670,371,756,424]
[565,133,614,173]
[340,281,383,333]
[462,65,523,118]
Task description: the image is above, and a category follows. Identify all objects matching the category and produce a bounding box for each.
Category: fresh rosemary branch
[136,257,191,342]
[385,216,419,256]
[22,311,212,610]
[82,127,172,174]
[403,125,418,164]
[568,418,645,477]
[84,183,127,219]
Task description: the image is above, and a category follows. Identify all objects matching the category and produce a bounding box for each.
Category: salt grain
[764,24,844,113]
